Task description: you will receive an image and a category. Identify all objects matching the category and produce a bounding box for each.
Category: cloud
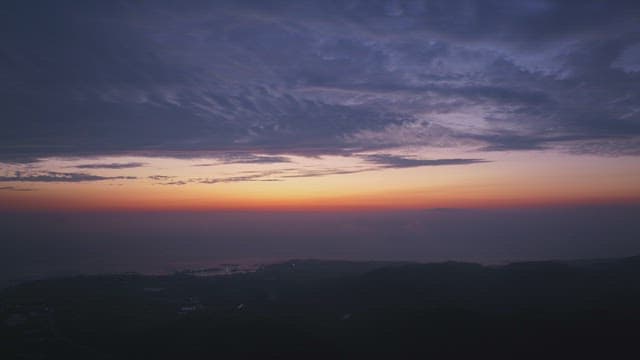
[148,175,175,181]
[157,167,377,184]
[75,162,146,169]
[175,154,486,184]
[280,167,378,178]
[192,154,291,166]
[363,155,488,168]
[197,170,284,184]
[1,0,639,161]
[0,186,36,191]
[221,155,291,164]
[162,180,188,186]
[612,42,640,73]
[155,169,286,185]
[0,172,137,183]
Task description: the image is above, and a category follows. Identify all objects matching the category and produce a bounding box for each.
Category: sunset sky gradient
[1,0,639,211]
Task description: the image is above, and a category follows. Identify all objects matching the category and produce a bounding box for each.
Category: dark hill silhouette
[2,256,640,359]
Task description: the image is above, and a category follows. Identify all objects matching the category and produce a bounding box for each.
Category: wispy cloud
[197,170,284,184]
[0,172,137,183]
[155,167,369,185]
[280,167,377,178]
[151,154,487,186]
[363,155,488,169]
[162,180,188,186]
[75,162,146,169]
[192,154,291,166]
[0,185,36,191]
[219,154,291,164]
[148,175,175,181]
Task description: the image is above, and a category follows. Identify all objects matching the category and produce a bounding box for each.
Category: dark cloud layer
[1,0,639,161]
[148,175,175,181]
[364,154,487,168]
[0,172,136,183]
[0,185,36,191]
[75,162,146,169]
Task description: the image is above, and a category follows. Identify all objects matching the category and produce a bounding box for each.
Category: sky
[1,1,640,279]
[1,0,639,211]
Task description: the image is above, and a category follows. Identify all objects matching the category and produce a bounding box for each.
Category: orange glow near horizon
[1,151,640,212]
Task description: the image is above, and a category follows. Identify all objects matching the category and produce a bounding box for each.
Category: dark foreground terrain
[3,257,640,359]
